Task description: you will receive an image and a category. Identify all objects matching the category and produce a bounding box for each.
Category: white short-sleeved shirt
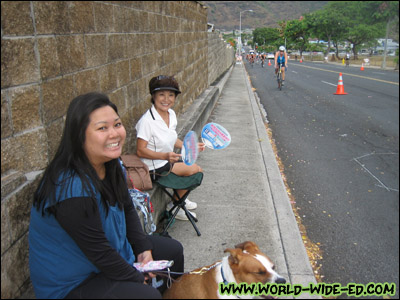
[136,105,178,170]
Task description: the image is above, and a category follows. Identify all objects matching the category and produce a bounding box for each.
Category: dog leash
[151,261,223,288]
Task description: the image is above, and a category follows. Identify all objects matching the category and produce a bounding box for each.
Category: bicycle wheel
[277,72,281,90]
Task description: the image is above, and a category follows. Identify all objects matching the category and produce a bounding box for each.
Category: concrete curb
[241,65,320,298]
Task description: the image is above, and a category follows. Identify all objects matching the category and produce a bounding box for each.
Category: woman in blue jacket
[29,92,183,299]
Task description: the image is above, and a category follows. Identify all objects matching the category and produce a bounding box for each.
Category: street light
[239,9,253,57]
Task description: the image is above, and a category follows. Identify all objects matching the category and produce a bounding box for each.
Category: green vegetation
[250,1,399,63]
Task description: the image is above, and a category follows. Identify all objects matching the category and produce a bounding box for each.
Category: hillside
[203,1,328,31]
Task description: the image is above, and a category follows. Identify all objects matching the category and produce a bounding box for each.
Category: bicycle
[276,63,283,90]
[261,59,265,68]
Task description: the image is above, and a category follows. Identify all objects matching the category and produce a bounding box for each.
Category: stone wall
[1,1,234,298]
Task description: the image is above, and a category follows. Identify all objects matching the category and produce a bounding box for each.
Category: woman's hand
[166,152,182,163]
[198,142,206,153]
[137,250,156,281]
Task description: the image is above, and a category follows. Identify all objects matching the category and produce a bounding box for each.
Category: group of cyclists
[246,52,268,67]
[245,45,288,87]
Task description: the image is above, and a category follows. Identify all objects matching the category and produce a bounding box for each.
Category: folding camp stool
[156,172,203,236]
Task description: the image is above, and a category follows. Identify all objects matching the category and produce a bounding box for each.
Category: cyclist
[249,52,255,67]
[260,53,266,67]
[274,46,288,85]
[345,53,350,67]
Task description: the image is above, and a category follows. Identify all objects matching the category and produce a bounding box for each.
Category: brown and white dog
[163,241,286,299]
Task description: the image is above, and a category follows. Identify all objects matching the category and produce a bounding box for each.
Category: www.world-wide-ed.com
[219,282,396,298]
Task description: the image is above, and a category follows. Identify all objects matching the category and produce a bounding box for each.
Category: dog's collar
[220,264,230,286]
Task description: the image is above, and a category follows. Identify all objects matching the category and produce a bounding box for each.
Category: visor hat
[149,75,181,95]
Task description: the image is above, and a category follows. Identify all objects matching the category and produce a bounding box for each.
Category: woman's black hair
[33,92,129,216]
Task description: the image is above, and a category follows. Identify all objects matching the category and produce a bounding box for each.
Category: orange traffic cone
[360,63,364,71]
[300,58,303,63]
[268,59,271,66]
[334,73,348,95]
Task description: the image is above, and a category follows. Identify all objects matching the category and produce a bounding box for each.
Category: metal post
[239,10,253,57]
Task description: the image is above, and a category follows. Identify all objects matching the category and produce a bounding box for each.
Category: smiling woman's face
[83,105,126,170]
[153,90,176,113]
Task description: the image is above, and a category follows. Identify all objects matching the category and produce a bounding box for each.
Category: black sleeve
[124,197,153,256]
[55,197,145,283]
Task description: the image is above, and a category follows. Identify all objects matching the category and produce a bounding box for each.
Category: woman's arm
[137,138,180,163]
[174,138,183,149]
[55,197,145,283]
[285,52,288,67]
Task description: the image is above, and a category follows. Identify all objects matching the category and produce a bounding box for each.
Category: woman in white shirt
[136,75,204,220]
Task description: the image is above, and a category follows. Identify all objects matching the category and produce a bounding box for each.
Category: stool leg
[160,188,201,236]
[162,205,181,234]
[182,206,201,236]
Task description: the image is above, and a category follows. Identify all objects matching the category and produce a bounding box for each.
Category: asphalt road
[244,57,399,298]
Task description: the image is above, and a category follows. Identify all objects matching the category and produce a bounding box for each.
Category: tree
[284,18,311,57]
[372,1,399,68]
[306,8,347,57]
[253,27,281,49]
[324,1,385,60]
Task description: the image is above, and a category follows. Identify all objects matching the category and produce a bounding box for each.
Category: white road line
[291,70,298,74]
[321,81,337,87]
[352,152,399,192]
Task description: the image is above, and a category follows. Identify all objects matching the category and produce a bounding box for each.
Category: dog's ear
[234,241,260,253]
[224,248,243,265]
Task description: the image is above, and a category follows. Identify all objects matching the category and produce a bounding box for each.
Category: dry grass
[299,54,398,68]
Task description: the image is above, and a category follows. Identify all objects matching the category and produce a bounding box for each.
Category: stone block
[132,9,142,32]
[68,1,95,33]
[1,128,48,174]
[141,11,150,32]
[1,38,40,88]
[56,35,86,74]
[108,34,127,62]
[130,57,142,81]
[1,91,13,139]
[45,117,65,161]
[33,1,70,34]
[10,85,41,134]
[126,81,139,107]
[124,9,136,33]
[41,75,75,124]
[116,60,131,87]
[142,53,157,75]
[113,6,128,33]
[98,64,117,93]
[1,170,26,200]
[1,194,12,253]
[37,36,61,79]
[1,1,34,36]
[6,182,35,243]
[109,88,126,114]
[1,234,30,299]
[93,2,115,33]
[74,68,100,95]
[155,14,163,32]
[84,34,107,67]
[126,34,141,58]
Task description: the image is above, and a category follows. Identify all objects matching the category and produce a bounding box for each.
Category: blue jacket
[29,173,135,299]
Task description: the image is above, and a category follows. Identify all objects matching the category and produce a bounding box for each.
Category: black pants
[65,235,184,299]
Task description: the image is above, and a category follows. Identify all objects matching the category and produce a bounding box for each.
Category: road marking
[321,81,337,87]
[352,152,399,192]
[293,64,399,85]
[291,70,298,74]
[372,72,385,75]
